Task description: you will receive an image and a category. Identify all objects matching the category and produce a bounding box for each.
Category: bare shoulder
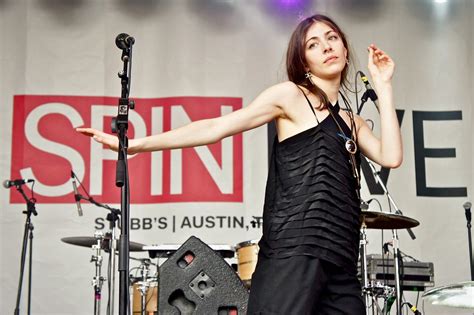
[260,81,302,106]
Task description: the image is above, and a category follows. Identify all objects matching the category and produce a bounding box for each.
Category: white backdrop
[0,0,473,314]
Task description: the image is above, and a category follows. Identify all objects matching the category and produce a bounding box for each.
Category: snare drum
[131,278,158,315]
[235,240,259,288]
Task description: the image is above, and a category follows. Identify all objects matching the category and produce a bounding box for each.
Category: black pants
[247,254,365,315]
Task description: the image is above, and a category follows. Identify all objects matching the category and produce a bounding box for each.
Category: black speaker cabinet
[158,236,248,314]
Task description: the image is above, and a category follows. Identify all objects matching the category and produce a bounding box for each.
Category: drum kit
[359,210,418,315]
[61,235,250,314]
[359,210,474,315]
[61,210,473,315]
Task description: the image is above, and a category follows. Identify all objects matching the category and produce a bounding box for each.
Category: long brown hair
[286,14,351,109]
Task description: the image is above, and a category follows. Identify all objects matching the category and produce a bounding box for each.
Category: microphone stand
[464,203,473,280]
[13,184,37,315]
[113,35,135,315]
[74,190,121,315]
[366,159,416,315]
[357,86,415,315]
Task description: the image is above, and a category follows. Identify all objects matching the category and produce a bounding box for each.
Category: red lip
[324,56,338,64]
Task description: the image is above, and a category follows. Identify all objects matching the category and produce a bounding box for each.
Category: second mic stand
[13,184,37,315]
[75,191,121,315]
[464,203,473,281]
[366,158,416,315]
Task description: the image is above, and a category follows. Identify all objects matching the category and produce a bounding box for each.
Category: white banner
[0,1,472,314]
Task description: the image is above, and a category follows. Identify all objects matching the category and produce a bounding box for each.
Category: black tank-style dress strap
[259,88,361,274]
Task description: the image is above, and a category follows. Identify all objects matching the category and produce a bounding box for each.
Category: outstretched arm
[77,83,293,154]
[356,44,403,168]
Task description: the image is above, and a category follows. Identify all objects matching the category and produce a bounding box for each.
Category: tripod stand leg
[28,225,34,315]
[14,219,32,315]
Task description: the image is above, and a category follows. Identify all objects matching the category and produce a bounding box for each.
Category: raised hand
[367,44,395,84]
[76,128,120,152]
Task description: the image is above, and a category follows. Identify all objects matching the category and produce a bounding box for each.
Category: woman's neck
[312,76,341,104]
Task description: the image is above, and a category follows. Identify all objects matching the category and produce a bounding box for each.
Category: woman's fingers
[76,127,96,137]
[76,127,119,150]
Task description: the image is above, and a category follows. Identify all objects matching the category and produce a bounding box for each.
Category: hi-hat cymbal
[360,211,420,229]
[423,281,474,309]
[61,236,145,252]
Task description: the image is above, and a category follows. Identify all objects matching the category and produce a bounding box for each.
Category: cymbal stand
[360,223,372,315]
[71,170,121,315]
[137,260,152,315]
[91,231,106,315]
[366,158,416,315]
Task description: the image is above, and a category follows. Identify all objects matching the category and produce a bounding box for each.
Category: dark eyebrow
[305,30,336,45]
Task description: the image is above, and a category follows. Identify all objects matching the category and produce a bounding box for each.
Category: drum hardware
[358,254,434,292]
[359,224,394,315]
[69,171,129,315]
[362,281,395,315]
[359,211,419,230]
[62,233,146,315]
[130,259,158,315]
[363,158,419,315]
[61,235,145,252]
[360,209,420,315]
[422,281,474,309]
[91,231,107,315]
[360,223,372,314]
[421,203,474,311]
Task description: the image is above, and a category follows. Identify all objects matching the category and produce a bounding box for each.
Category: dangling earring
[305,71,316,86]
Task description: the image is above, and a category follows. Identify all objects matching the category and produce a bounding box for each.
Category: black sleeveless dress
[247,99,363,314]
[249,100,365,314]
[259,100,361,273]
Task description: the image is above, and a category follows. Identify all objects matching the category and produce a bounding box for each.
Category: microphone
[115,33,135,50]
[3,179,34,188]
[71,171,83,217]
[359,71,379,112]
[406,302,422,315]
[464,201,472,223]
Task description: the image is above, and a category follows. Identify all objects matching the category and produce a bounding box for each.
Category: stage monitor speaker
[158,236,248,314]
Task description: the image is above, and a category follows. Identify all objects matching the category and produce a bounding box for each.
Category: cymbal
[423,281,474,309]
[61,236,145,252]
[360,211,420,229]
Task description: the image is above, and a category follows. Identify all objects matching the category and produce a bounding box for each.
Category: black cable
[71,170,92,199]
[416,291,420,309]
[127,47,133,98]
[354,70,362,113]
[30,181,36,200]
[368,198,382,211]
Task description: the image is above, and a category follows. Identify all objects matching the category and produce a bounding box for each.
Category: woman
[78,14,402,315]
